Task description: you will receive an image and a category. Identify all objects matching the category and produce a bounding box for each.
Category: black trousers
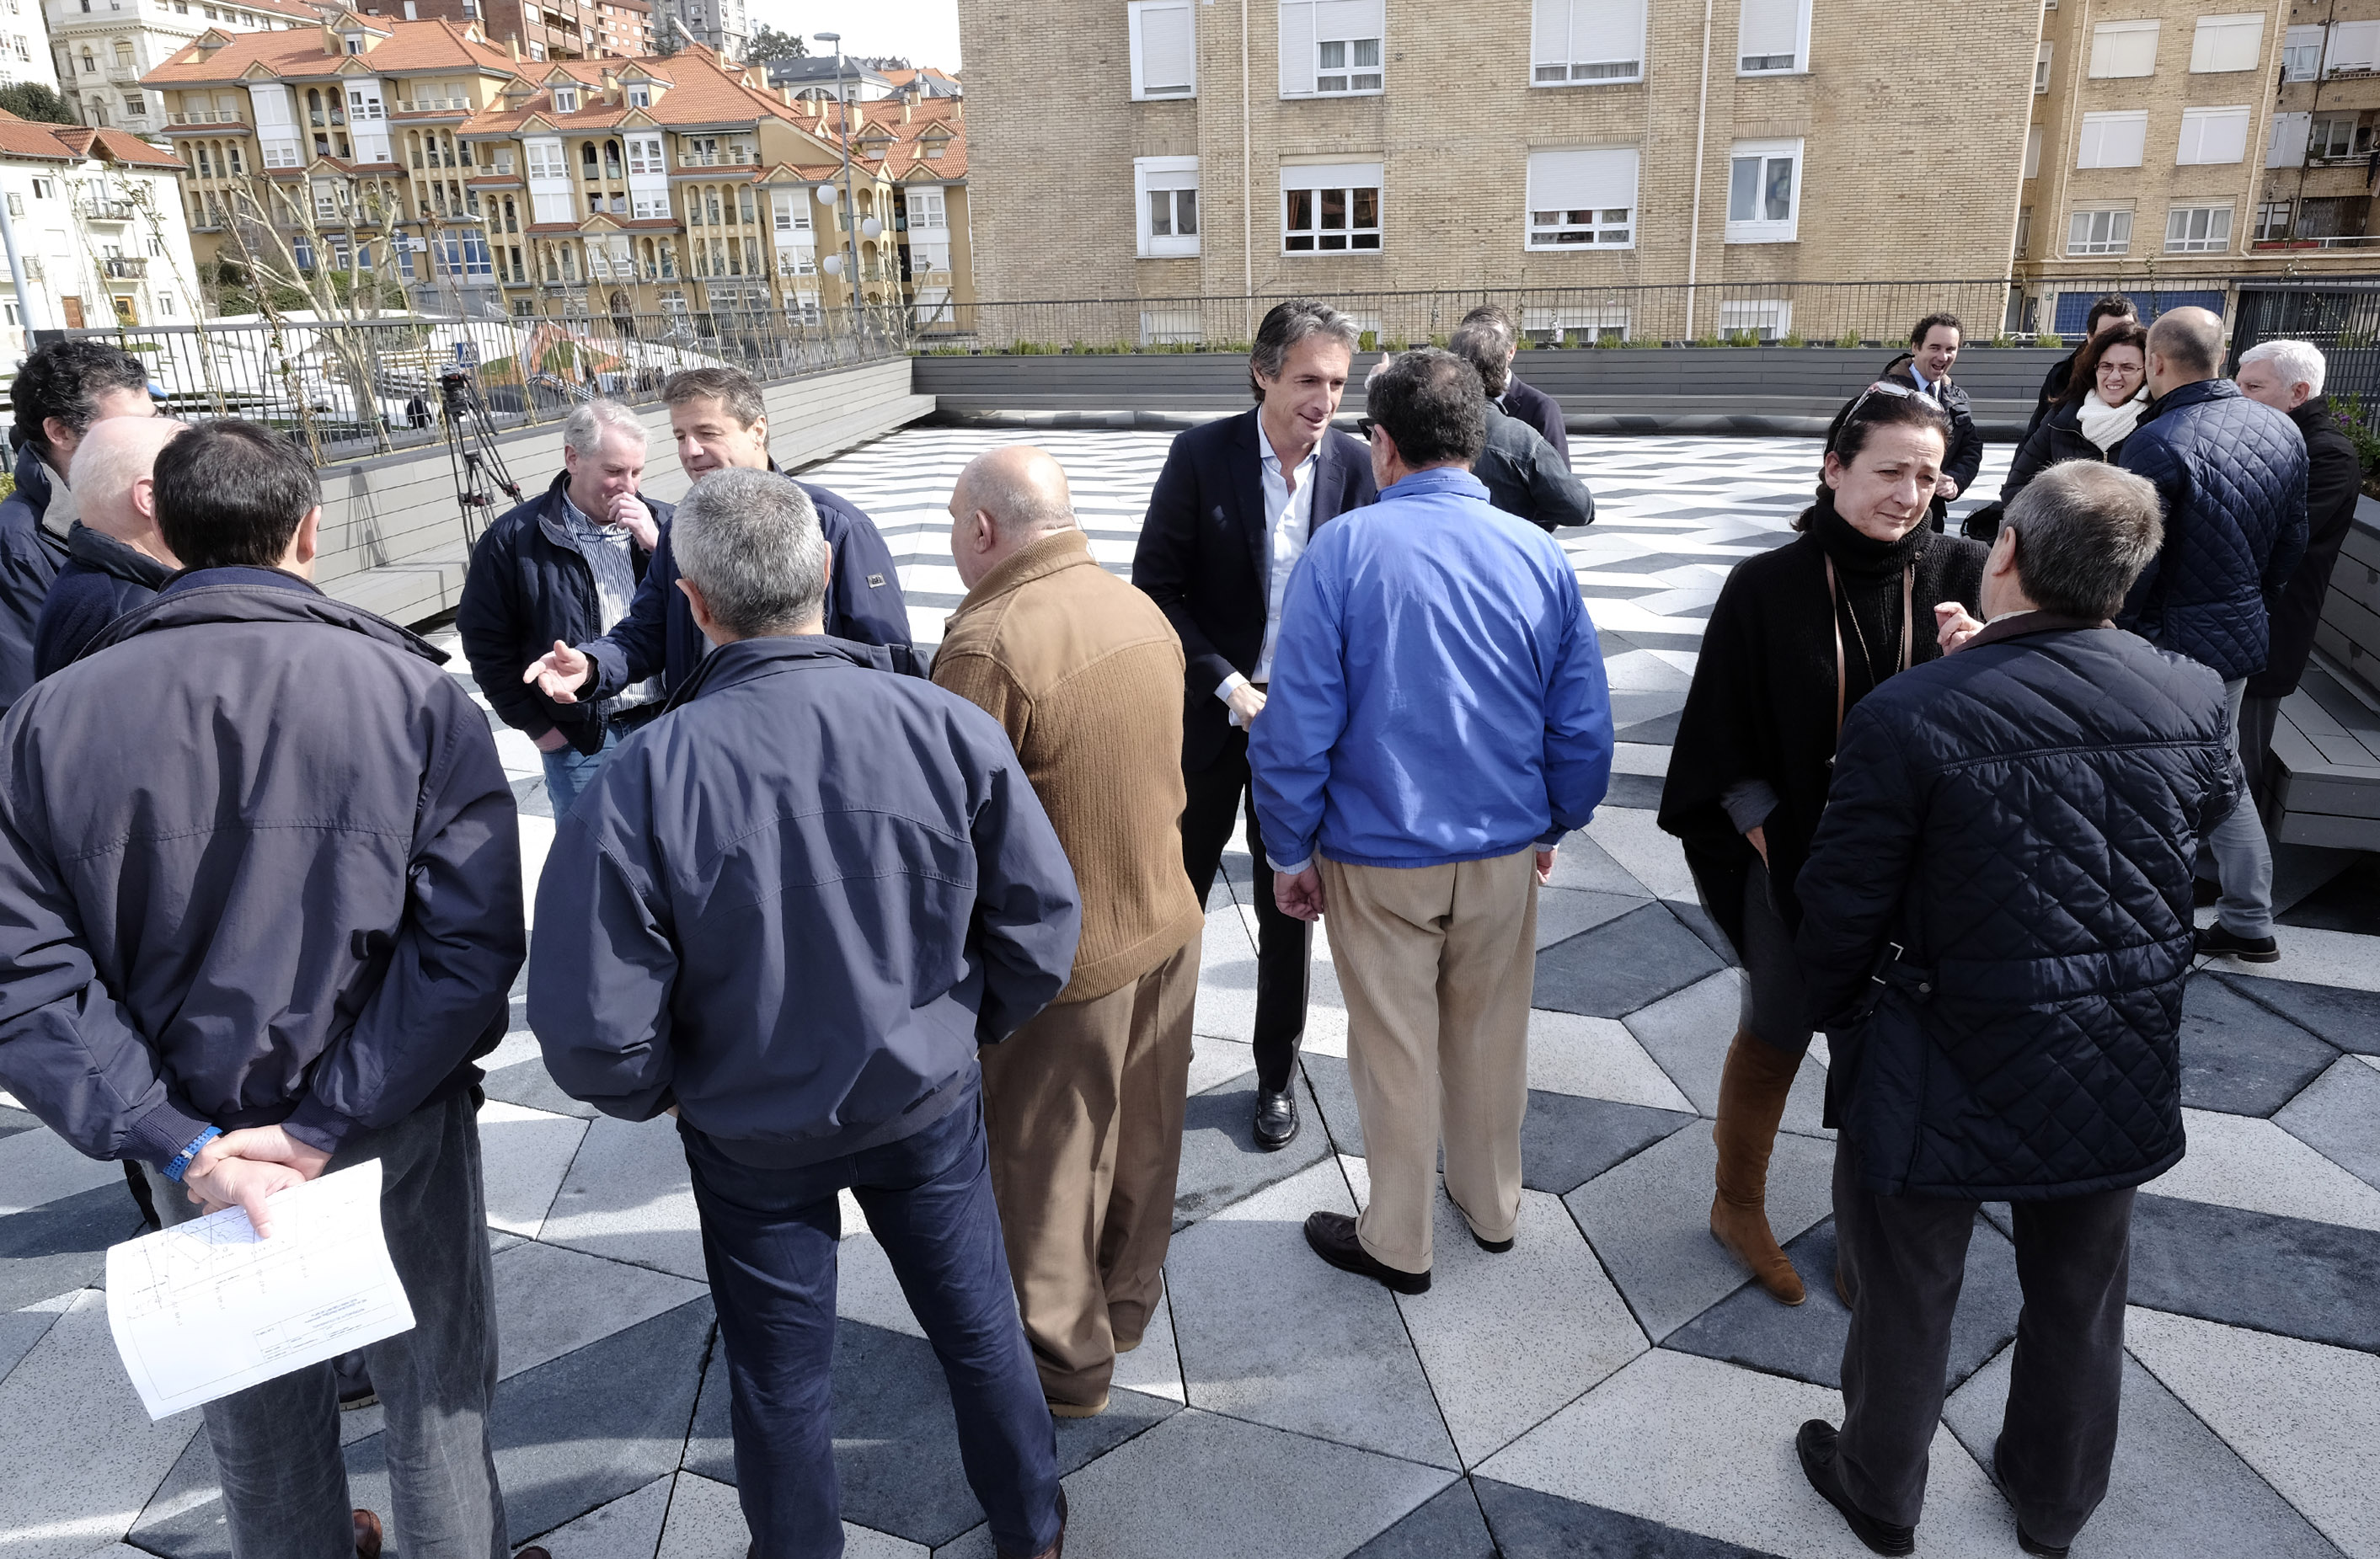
[1179,725,1312,1092]
[2239,691,2281,814]
[1833,1136,2133,1550]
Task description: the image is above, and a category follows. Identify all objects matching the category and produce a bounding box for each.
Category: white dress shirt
[1217,437,1319,721]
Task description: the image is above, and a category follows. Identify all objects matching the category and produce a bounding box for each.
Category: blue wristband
[163,1126,221,1183]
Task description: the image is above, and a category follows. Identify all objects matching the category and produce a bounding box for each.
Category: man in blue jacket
[0,421,529,1559]
[530,469,1078,1559]
[1,339,155,708]
[1251,350,1613,1293]
[1795,462,2234,1559]
[458,398,667,815]
[2117,307,2308,965]
[31,414,187,677]
[521,366,918,710]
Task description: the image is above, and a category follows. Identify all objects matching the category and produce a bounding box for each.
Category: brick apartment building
[391,0,654,64]
[140,15,972,328]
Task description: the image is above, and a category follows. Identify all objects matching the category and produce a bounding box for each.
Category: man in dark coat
[0,420,528,1559]
[2025,293,2137,436]
[1,339,154,708]
[1880,312,1982,531]
[2118,307,2308,964]
[1794,462,2234,1559]
[531,470,1078,1559]
[521,366,918,711]
[1133,299,1377,1151]
[2235,339,2364,807]
[1448,316,1593,531]
[1460,303,1570,463]
[459,398,667,816]
[32,415,187,677]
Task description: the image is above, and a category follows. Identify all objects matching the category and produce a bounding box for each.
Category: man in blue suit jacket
[1131,300,1377,1151]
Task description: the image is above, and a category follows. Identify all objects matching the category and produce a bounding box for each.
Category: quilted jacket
[1796,617,2235,1200]
[2116,377,2308,681]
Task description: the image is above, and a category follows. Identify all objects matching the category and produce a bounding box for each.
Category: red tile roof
[0,109,196,168]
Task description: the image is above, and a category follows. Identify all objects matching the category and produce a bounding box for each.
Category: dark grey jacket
[529,633,1080,1168]
[1475,405,1593,531]
[0,569,525,1167]
[0,443,68,712]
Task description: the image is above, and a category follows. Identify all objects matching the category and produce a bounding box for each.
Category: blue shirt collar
[1382,465,1492,503]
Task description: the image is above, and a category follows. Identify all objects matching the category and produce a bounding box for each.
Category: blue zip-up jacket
[580,474,919,699]
[2115,376,2308,681]
[1249,466,1614,872]
[529,633,1080,1167]
[32,521,174,678]
[0,568,524,1167]
[0,443,69,710]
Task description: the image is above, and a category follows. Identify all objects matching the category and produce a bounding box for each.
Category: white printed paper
[104,1161,416,1421]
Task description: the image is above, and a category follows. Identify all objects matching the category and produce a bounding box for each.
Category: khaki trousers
[1321,849,1538,1275]
[980,937,1197,1407]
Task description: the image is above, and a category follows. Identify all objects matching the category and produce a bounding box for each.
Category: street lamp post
[813,31,867,340]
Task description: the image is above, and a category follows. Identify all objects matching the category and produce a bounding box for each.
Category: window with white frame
[2035,40,2051,91]
[1142,306,1201,344]
[263,142,299,168]
[626,133,663,174]
[2284,24,2322,79]
[1129,0,1194,99]
[626,83,649,106]
[2088,19,2158,77]
[1719,298,1791,340]
[2254,199,2292,240]
[2176,105,2251,164]
[2189,14,2262,72]
[525,137,565,178]
[772,190,812,233]
[2067,207,2132,255]
[1525,305,1630,345]
[2308,115,2364,158]
[1725,139,1800,243]
[2268,110,2312,167]
[2024,125,2042,179]
[552,86,577,111]
[2329,19,2380,74]
[1279,0,1383,97]
[2015,205,2032,257]
[1523,146,1636,248]
[532,188,573,222]
[1736,0,1808,73]
[1281,161,1380,251]
[2076,109,2147,168]
[1531,0,1645,85]
[632,193,669,218]
[2165,204,2233,252]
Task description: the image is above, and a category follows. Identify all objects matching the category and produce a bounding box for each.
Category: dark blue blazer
[1501,375,1570,467]
[1131,407,1377,771]
[34,521,174,679]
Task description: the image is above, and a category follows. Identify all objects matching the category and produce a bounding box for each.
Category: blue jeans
[539,725,620,817]
[681,1083,1062,1559]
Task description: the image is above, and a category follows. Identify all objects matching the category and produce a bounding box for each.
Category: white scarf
[2075,387,2147,453]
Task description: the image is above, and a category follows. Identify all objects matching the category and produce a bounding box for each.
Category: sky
[746,0,965,69]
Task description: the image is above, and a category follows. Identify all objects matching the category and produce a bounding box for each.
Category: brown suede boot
[1709,1031,1806,1305]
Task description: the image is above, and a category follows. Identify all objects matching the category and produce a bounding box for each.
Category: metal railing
[78,199,135,222]
[52,304,921,467]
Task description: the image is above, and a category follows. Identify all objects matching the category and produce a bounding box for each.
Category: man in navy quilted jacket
[2116,307,2307,964]
[1793,462,2235,1559]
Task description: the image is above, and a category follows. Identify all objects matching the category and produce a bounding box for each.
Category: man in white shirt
[1132,301,1378,1150]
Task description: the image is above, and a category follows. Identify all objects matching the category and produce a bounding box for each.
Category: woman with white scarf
[1997,319,2151,505]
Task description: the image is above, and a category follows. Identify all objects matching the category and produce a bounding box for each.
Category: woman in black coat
[1658,387,1987,1305]
[1983,321,2150,531]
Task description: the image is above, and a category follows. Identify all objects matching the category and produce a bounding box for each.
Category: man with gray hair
[1446,317,1593,530]
[2235,339,2361,809]
[1797,460,2236,1556]
[1134,298,1377,1151]
[2116,306,2307,963]
[936,445,1205,1418]
[530,467,1081,1559]
[457,397,664,814]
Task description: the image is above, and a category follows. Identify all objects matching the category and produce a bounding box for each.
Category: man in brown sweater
[933,444,1206,1418]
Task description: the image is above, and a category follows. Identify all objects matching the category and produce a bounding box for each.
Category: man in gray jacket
[0,421,528,1559]
[531,469,1080,1559]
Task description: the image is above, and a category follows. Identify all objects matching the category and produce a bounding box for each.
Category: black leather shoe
[1471,1229,1514,1253]
[1253,1086,1299,1151]
[1303,1211,1430,1294]
[2197,923,2280,964]
[1993,1438,2070,1556]
[1796,1421,1915,1556]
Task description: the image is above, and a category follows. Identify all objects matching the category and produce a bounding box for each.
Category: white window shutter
[1737,0,1800,66]
[1279,0,1316,95]
[2189,14,2261,72]
[1581,0,1645,68]
[2024,125,2041,179]
[2179,106,2250,163]
[2267,110,2312,168]
[2329,19,2380,71]
[1313,0,1380,41]
[1133,2,1194,96]
[1526,147,1638,212]
[2089,20,2158,77]
[2105,114,2147,166]
[1530,0,1570,73]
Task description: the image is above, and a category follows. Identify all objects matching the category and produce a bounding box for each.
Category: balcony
[79,198,135,222]
[167,109,243,125]
[104,65,136,83]
[308,109,347,127]
[393,96,471,113]
[103,255,147,278]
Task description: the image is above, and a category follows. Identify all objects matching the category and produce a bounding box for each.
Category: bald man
[33,415,187,678]
[933,446,1205,1418]
[2119,306,2308,964]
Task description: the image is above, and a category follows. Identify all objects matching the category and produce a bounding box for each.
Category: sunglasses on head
[1843,379,1921,423]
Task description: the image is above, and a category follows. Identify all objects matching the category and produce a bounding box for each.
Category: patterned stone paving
[4,430,2377,1559]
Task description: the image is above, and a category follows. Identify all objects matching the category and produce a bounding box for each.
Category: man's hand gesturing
[607,493,660,553]
[523,639,595,703]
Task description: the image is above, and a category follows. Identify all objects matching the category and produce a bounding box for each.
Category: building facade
[391,0,654,64]
[141,17,971,328]
[0,111,202,341]
[958,0,2042,340]
[1,0,62,99]
[651,0,739,63]
[47,0,313,135]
